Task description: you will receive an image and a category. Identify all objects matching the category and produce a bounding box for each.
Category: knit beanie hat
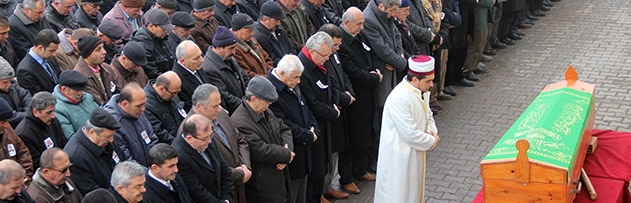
[77,35,103,58]
[0,98,13,120]
[212,26,237,47]
[0,57,14,80]
[400,0,410,8]
[121,0,145,8]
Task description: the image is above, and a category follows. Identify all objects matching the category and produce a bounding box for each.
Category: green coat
[53,85,99,139]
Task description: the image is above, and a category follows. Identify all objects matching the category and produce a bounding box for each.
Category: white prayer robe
[374,79,438,203]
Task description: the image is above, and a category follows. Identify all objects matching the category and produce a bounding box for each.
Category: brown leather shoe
[359,173,377,181]
[343,183,361,194]
[320,197,331,203]
[324,189,349,199]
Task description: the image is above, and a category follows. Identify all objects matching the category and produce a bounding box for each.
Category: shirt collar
[147,170,170,187]
[178,62,197,75]
[28,48,45,65]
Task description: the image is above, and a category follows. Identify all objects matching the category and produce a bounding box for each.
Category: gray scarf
[31,169,76,201]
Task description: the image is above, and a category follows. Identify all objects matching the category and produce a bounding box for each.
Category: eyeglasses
[85,2,100,8]
[313,49,331,58]
[190,133,213,142]
[165,88,180,96]
[50,163,73,173]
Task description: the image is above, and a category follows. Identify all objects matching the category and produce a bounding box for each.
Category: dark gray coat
[201,49,250,114]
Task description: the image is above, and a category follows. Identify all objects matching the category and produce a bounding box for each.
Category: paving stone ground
[334,0,631,202]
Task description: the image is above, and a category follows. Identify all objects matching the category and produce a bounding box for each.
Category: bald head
[342,7,365,35]
[154,71,182,101]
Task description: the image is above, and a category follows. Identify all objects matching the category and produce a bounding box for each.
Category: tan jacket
[233,38,274,78]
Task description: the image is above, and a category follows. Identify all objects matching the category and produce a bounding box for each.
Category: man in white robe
[374,55,441,203]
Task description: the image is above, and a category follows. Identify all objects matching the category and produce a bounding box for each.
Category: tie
[199,150,211,166]
[193,71,203,84]
[214,124,231,150]
[43,60,58,83]
[166,181,174,191]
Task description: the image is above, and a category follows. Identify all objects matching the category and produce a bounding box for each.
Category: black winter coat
[172,135,234,203]
[15,110,67,169]
[143,80,185,144]
[44,4,79,33]
[16,54,61,95]
[297,50,339,179]
[0,82,32,128]
[8,5,49,59]
[231,100,293,203]
[268,72,318,179]
[202,49,250,114]
[338,31,381,150]
[74,7,102,31]
[130,26,175,79]
[253,23,296,66]
[172,62,210,111]
[65,129,126,195]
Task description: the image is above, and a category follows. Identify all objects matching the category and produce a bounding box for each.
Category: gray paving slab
[333,0,631,202]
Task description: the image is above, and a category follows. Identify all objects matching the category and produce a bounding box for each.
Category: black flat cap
[98,21,123,40]
[156,0,177,9]
[246,76,278,102]
[83,0,103,4]
[231,13,257,31]
[122,42,147,67]
[171,11,196,29]
[261,1,285,20]
[90,108,121,130]
[59,70,88,90]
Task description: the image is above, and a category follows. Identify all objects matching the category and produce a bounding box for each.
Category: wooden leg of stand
[581,168,597,200]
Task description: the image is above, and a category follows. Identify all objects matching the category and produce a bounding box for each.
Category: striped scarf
[421,0,443,31]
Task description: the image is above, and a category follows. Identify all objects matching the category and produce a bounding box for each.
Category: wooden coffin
[480,68,596,203]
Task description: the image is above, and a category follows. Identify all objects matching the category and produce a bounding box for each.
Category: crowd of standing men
[0,0,559,202]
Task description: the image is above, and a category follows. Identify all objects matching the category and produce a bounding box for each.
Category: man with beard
[53,70,99,139]
[231,13,274,78]
[73,35,117,105]
[110,161,150,203]
[166,11,195,53]
[16,92,67,169]
[0,57,32,129]
[27,148,82,203]
[202,26,250,114]
[16,29,62,95]
[172,40,209,111]
[190,0,219,53]
[0,160,36,203]
[74,0,104,30]
[254,1,295,66]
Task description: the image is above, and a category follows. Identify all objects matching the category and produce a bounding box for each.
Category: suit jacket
[201,49,250,114]
[171,135,234,203]
[179,108,251,203]
[144,172,193,203]
[16,53,61,95]
[172,62,209,111]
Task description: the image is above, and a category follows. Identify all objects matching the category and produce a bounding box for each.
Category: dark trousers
[306,177,324,203]
[338,147,370,185]
[446,47,467,85]
[498,9,521,40]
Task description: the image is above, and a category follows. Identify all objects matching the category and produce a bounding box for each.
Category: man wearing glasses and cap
[27,148,82,203]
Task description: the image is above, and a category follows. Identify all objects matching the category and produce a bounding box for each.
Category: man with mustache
[52,70,99,139]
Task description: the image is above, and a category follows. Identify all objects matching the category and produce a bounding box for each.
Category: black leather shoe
[480,54,493,62]
[483,48,496,56]
[526,12,539,21]
[475,63,488,74]
[523,19,535,25]
[550,0,560,2]
[466,72,480,81]
[532,9,546,16]
[491,42,507,49]
[499,38,515,45]
[540,6,551,12]
[543,0,554,7]
[514,30,526,36]
[509,33,523,40]
[457,79,475,87]
[443,86,457,96]
[437,94,453,100]
[517,23,532,29]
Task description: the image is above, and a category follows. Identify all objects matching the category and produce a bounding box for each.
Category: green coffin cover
[482,87,593,181]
